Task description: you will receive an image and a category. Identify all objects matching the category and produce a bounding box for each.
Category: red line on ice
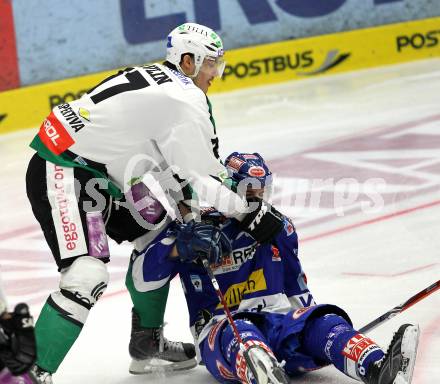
[412,312,440,384]
[342,263,439,278]
[301,199,440,243]
[0,225,40,241]
[103,289,126,299]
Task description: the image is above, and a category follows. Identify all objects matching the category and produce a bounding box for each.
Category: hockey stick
[359,279,440,334]
[201,258,260,382]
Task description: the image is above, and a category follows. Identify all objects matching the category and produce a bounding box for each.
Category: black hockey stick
[359,279,440,334]
[201,258,261,382]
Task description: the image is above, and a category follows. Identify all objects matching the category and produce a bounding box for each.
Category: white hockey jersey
[31,63,247,216]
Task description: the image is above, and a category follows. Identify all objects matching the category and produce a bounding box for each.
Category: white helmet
[166,23,225,78]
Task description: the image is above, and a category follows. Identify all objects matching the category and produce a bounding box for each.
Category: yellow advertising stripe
[216,269,267,310]
[211,16,440,93]
[0,16,439,134]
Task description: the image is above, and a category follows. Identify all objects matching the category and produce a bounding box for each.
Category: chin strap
[175,63,200,79]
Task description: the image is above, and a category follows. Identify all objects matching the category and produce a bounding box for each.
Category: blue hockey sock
[302,314,384,380]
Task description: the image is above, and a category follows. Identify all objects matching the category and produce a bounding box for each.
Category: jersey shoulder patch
[283,217,296,237]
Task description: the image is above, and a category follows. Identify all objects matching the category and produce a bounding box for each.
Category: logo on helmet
[227,156,245,171]
[210,32,223,49]
[243,154,259,160]
[248,166,266,177]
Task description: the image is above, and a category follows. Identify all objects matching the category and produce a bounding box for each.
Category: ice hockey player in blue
[129,152,420,384]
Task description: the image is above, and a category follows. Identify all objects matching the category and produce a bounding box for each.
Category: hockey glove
[0,303,36,375]
[239,198,284,244]
[168,221,232,265]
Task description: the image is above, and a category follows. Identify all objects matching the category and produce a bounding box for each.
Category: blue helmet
[224,152,272,188]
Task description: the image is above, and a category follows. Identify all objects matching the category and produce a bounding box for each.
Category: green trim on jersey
[206,97,216,133]
[206,96,238,191]
[224,177,238,192]
[29,135,123,199]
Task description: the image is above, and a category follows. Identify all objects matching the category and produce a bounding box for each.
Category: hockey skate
[363,324,419,384]
[236,341,289,384]
[27,365,52,384]
[128,310,197,374]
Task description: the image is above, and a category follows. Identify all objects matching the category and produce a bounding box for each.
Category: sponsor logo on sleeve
[57,103,86,132]
[38,112,75,155]
[283,217,295,236]
[271,245,281,261]
[190,274,203,292]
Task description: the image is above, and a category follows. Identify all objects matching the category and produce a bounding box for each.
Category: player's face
[246,188,265,200]
[194,57,225,94]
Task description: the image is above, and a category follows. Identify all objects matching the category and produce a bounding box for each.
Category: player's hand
[0,303,36,375]
[168,221,232,265]
[239,198,284,244]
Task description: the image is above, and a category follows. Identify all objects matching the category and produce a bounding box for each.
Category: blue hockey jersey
[133,214,314,344]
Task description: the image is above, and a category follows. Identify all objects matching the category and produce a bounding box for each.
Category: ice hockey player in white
[25,22,285,383]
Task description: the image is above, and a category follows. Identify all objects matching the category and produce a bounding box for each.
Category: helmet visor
[201,56,226,78]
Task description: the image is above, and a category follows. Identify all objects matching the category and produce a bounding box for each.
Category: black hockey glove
[0,303,36,375]
[168,221,232,265]
[239,198,284,244]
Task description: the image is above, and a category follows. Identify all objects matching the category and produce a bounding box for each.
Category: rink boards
[0,16,439,134]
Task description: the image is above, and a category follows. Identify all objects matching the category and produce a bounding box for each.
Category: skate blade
[253,363,269,384]
[268,366,289,384]
[248,348,288,384]
[244,347,269,384]
[393,324,420,384]
[129,357,197,375]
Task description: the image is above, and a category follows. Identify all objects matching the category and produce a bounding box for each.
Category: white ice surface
[1,59,439,383]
